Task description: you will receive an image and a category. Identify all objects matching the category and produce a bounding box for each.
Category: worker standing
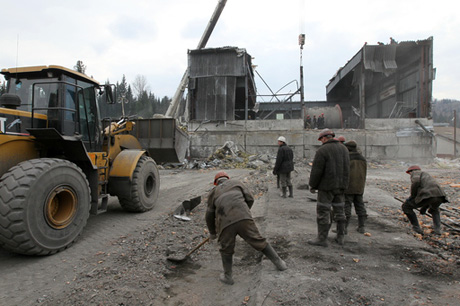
[308,129,350,246]
[402,165,449,235]
[206,171,287,285]
[344,140,367,234]
[318,113,325,129]
[273,136,294,198]
[337,136,346,144]
[305,115,312,129]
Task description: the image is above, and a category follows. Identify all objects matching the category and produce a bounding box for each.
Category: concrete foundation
[187,118,435,163]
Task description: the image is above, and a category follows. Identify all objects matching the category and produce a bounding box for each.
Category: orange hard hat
[318,129,335,140]
[214,171,230,185]
[406,165,421,174]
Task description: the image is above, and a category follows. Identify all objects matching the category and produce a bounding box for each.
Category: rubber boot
[261,244,287,271]
[281,187,287,198]
[344,217,350,235]
[357,215,366,234]
[219,254,234,285]
[406,212,423,234]
[308,223,330,247]
[288,186,293,198]
[431,210,442,235]
[335,220,346,246]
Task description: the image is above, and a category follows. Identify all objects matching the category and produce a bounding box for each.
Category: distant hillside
[432,99,460,126]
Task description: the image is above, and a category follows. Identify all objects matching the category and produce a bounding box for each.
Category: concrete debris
[169,143,277,171]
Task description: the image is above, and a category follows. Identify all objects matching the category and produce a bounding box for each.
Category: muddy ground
[1,160,460,306]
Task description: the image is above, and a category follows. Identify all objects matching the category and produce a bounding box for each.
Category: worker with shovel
[402,165,449,235]
[206,171,287,285]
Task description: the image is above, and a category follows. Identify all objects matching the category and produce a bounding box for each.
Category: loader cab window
[59,79,78,137]
[75,80,100,151]
[7,77,59,115]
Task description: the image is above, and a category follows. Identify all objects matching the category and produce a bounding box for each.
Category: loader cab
[1,65,112,152]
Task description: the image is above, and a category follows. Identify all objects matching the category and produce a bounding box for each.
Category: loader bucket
[103,117,188,164]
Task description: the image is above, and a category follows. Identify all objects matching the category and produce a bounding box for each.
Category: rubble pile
[168,141,275,171]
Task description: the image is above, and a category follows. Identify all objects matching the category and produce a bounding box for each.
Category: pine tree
[74,60,86,74]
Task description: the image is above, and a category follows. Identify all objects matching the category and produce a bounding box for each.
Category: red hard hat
[214,171,230,185]
[318,129,335,140]
[406,165,421,174]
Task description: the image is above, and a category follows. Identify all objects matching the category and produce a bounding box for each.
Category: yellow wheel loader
[0,65,160,255]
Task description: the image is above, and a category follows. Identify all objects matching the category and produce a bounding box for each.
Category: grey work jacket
[206,179,255,235]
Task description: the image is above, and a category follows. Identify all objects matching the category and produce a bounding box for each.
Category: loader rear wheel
[119,156,160,212]
[0,158,90,255]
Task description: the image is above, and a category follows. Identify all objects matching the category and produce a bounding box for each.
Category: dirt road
[0,164,459,305]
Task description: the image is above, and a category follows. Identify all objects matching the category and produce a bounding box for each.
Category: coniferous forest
[72,60,172,120]
[98,74,171,120]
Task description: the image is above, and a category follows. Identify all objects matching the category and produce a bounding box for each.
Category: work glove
[272,170,277,175]
[310,188,317,194]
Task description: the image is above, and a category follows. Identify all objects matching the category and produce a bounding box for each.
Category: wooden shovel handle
[185,237,210,257]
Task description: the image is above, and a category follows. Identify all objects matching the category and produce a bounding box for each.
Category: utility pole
[299,34,305,125]
[454,110,457,158]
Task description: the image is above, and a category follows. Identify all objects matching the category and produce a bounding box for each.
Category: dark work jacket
[274,143,294,174]
[205,179,255,235]
[309,139,350,191]
[345,150,367,195]
[410,170,448,204]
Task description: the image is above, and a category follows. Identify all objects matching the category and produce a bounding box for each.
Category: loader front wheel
[0,158,90,255]
[119,156,160,212]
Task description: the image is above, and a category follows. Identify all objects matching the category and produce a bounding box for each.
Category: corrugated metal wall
[194,76,236,120]
[188,47,255,121]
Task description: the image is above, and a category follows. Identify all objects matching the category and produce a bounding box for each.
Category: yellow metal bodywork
[1,65,100,86]
[105,134,143,162]
[87,152,109,195]
[0,135,39,177]
[109,149,145,179]
[0,107,48,120]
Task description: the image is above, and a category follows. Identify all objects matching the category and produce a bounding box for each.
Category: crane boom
[165,0,227,118]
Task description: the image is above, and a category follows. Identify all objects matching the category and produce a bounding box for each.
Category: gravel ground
[2,158,459,306]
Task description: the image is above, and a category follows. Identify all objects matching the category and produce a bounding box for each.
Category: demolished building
[186,38,438,163]
[187,47,257,121]
[326,37,434,128]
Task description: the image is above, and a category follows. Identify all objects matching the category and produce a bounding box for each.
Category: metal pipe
[414,119,434,137]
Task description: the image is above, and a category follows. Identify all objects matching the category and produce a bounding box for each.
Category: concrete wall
[436,135,460,157]
[187,118,435,163]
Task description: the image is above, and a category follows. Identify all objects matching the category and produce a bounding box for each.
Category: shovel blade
[167,255,188,263]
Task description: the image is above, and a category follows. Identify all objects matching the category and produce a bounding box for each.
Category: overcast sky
[1,0,459,102]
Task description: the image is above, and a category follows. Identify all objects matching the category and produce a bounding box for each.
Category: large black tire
[119,156,160,212]
[0,158,90,255]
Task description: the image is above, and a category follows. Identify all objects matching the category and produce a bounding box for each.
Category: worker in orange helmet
[317,113,325,129]
[337,136,346,143]
[308,129,350,247]
[206,171,287,285]
[402,165,449,235]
